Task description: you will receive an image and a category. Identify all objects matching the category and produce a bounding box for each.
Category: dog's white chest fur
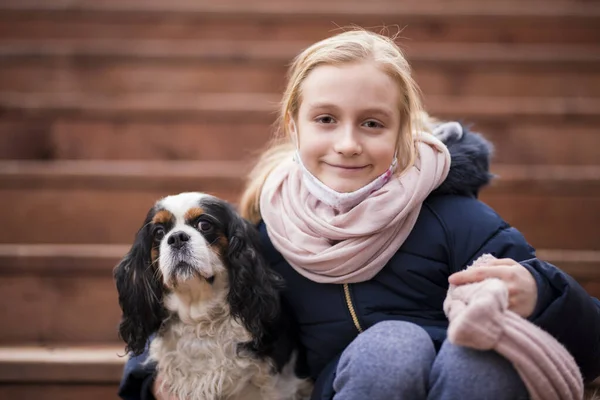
[149,310,308,400]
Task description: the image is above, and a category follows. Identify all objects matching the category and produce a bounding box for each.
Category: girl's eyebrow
[306,102,341,112]
[307,103,393,119]
[360,108,394,120]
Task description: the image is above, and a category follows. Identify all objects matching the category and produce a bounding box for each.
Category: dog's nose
[168,231,190,249]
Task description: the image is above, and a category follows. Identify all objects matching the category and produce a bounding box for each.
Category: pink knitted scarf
[260,133,450,284]
[444,254,584,400]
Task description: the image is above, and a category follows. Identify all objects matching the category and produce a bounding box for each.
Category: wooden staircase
[1,1,599,398]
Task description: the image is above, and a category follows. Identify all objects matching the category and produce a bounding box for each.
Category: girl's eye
[363,120,384,129]
[198,220,213,232]
[316,116,335,124]
[153,227,165,240]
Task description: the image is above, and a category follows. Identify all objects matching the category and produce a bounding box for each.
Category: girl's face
[295,61,401,193]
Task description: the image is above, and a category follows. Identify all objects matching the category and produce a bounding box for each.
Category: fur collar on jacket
[432,123,494,198]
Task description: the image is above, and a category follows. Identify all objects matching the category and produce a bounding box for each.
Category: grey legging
[332,320,529,400]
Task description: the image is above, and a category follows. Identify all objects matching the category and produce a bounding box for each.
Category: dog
[114,192,312,399]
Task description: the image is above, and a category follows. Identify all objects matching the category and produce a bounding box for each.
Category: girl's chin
[320,177,372,193]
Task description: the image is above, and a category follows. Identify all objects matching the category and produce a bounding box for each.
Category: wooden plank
[0,346,125,382]
[0,244,126,344]
[0,244,598,344]
[0,345,596,399]
[0,275,122,344]
[0,52,598,97]
[0,384,119,400]
[2,40,599,63]
[1,92,599,119]
[0,8,598,44]
[0,346,122,399]
[537,249,600,281]
[1,0,599,18]
[0,118,54,160]
[0,244,129,275]
[0,117,274,162]
[0,161,598,249]
[2,116,600,166]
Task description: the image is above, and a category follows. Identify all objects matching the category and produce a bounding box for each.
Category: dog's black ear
[225,210,284,354]
[113,210,166,356]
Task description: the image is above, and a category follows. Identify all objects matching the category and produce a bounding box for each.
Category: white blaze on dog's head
[155,193,225,285]
[149,193,232,319]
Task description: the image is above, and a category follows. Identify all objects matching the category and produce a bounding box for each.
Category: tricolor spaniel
[114,192,312,400]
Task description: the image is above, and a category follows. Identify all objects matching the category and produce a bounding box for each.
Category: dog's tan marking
[151,247,159,264]
[152,210,174,225]
[184,207,205,222]
[206,233,229,256]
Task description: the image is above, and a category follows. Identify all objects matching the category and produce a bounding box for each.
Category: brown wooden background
[0,1,598,398]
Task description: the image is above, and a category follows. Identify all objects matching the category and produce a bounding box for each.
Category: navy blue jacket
[118,128,600,400]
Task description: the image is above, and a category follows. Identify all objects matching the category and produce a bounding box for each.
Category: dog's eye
[197,220,213,232]
[153,226,165,240]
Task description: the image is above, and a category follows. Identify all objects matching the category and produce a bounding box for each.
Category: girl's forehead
[299,62,400,114]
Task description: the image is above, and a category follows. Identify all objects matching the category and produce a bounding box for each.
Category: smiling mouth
[327,163,368,170]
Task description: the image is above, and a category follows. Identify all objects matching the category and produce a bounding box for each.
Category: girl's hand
[153,374,178,400]
[448,258,538,318]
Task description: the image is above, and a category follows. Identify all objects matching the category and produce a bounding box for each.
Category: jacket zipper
[343,283,363,333]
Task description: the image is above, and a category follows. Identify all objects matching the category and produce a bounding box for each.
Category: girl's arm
[456,223,600,382]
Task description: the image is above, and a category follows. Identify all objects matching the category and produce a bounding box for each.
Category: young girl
[119,30,600,399]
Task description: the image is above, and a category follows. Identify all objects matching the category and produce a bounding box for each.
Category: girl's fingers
[448,266,513,285]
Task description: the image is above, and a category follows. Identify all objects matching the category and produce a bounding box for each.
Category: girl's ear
[288,114,299,148]
[113,212,167,356]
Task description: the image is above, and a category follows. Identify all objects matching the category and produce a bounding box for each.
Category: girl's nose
[333,126,362,156]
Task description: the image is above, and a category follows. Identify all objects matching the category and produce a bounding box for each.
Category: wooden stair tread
[0,160,597,248]
[0,243,129,259]
[1,243,598,279]
[1,0,599,18]
[0,345,125,383]
[0,244,598,344]
[1,40,599,63]
[1,93,599,119]
[0,345,125,364]
[0,160,243,177]
[2,118,599,165]
[3,52,599,107]
[1,160,599,190]
[2,11,597,46]
[0,244,129,274]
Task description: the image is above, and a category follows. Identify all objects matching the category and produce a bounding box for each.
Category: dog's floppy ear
[113,209,167,356]
[225,209,284,354]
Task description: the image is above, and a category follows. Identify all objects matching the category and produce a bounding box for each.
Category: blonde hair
[239,29,432,223]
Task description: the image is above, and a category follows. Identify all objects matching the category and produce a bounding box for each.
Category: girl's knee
[429,341,529,400]
[344,321,435,365]
[334,321,436,397]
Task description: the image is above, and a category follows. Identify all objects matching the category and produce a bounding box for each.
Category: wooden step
[3,0,599,16]
[536,249,600,301]
[0,1,598,45]
[0,345,594,400]
[1,244,598,344]
[0,345,123,399]
[0,243,125,344]
[2,92,597,119]
[0,243,122,345]
[2,39,598,63]
[0,345,125,382]
[0,41,598,98]
[0,161,599,249]
[2,115,600,166]
[0,93,599,165]
[0,343,595,400]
